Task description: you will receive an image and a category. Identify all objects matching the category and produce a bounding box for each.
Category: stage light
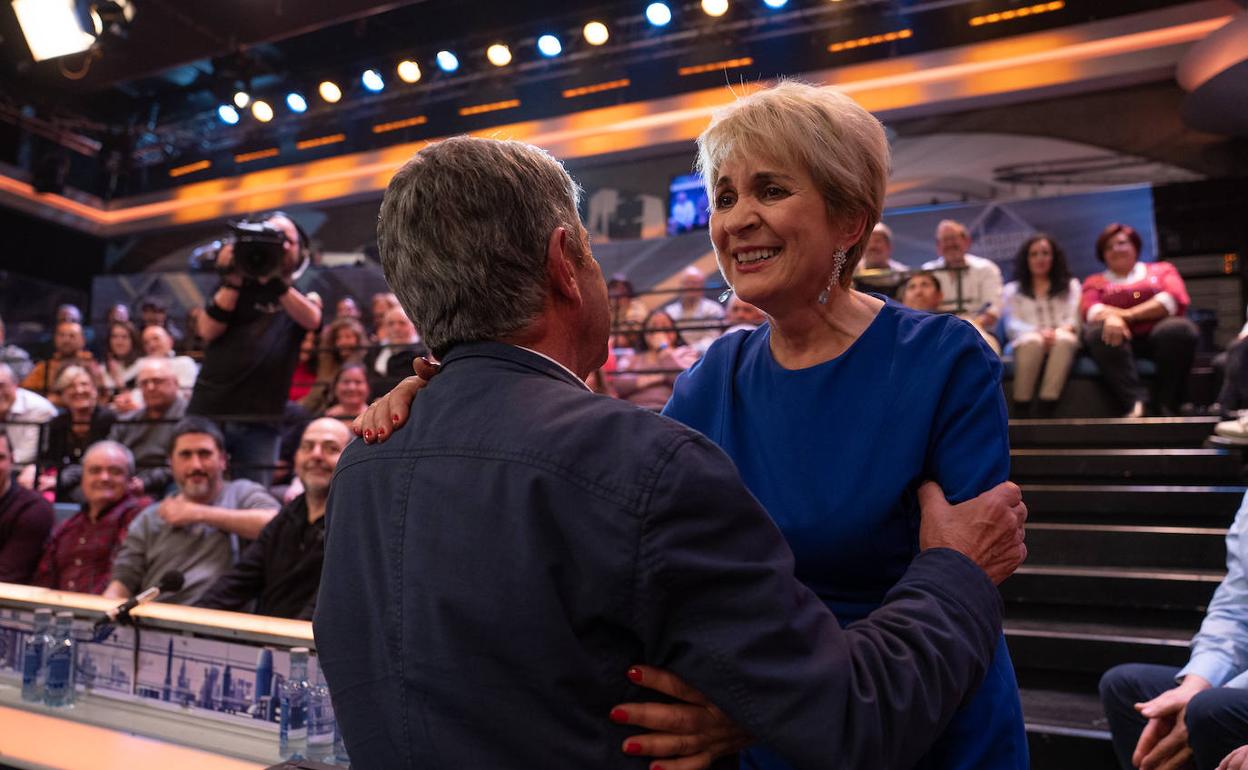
[397,59,422,83]
[233,91,251,109]
[88,0,135,36]
[362,69,385,92]
[436,50,459,72]
[251,100,274,122]
[217,105,240,125]
[318,80,342,103]
[286,93,307,113]
[701,0,729,17]
[583,21,609,46]
[646,3,672,26]
[537,34,562,57]
[11,0,96,61]
[486,44,512,67]
[763,0,788,7]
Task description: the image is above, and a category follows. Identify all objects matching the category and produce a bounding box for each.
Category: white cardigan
[1002,278,1082,342]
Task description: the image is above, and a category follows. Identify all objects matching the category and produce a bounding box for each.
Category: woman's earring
[717,287,733,303]
[818,248,848,305]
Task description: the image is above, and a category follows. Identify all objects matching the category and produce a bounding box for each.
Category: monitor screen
[667,173,709,236]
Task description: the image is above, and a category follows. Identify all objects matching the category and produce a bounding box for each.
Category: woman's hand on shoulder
[352,357,440,443]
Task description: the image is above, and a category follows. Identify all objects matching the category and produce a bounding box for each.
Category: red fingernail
[609,707,629,723]
[392,414,400,424]
[363,430,373,440]
[625,742,642,755]
[653,765,666,770]
[627,667,643,683]
[378,427,386,437]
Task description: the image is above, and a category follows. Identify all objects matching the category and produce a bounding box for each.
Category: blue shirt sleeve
[1180,491,1248,687]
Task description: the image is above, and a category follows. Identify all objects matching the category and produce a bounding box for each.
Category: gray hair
[377,136,585,357]
[0,362,13,382]
[83,440,136,476]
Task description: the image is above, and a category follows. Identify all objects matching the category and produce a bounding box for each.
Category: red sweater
[1080,261,1190,336]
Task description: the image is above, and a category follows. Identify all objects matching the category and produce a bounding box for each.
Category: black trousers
[1218,337,1248,411]
[1100,663,1248,770]
[1082,315,1199,412]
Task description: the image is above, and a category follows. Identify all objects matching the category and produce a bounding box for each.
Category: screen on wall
[667,173,709,236]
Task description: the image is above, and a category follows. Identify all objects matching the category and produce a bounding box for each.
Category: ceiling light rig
[537,34,562,57]
[397,59,422,83]
[583,21,610,46]
[318,80,342,103]
[646,3,673,27]
[486,44,513,67]
[436,50,460,72]
[701,0,729,18]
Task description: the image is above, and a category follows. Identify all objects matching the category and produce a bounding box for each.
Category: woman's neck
[1032,277,1050,296]
[768,288,884,370]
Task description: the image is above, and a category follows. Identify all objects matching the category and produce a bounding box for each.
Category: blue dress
[664,298,1028,770]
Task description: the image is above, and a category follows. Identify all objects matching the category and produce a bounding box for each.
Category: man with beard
[197,418,351,619]
[104,416,279,605]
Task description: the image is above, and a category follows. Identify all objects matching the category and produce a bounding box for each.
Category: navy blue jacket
[314,342,1003,770]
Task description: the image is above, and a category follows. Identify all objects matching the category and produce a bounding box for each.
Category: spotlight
[88,0,134,35]
[537,34,562,57]
[286,93,307,113]
[319,80,342,103]
[251,100,274,122]
[233,91,251,109]
[583,21,609,46]
[397,59,422,83]
[217,105,240,125]
[436,50,459,72]
[763,0,788,6]
[11,0,96,61]
[701,0,729,17]
[646,3,673,26]
[362,69,385,92]
[486,44,512,67]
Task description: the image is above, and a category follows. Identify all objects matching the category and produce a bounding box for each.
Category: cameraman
[191,212,322,485]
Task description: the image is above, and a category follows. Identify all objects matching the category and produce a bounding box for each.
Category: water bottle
[43,612,77,707]
[21,609,54,702]
[333,718,351,767]
[279,647,310,760]
[306,664,335,761]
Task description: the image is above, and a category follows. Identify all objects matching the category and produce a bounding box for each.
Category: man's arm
[196,523,274,611]
[0,496,54,583]
[160,496,278,540]
[637,435,1010,770]
[279,286,322,331]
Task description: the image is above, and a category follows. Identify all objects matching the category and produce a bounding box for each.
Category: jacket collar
[439,342,590,391]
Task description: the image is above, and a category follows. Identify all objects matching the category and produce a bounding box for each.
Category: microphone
[92,571,184,641]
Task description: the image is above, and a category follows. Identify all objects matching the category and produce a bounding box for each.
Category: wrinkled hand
[1218,745,1248,770]
[1134,677,1210,770]
[1102,313,1132,347]
[353,357,440,444]
[918,481,1027,585]
[610,664,752,769]
[158,495,201,528]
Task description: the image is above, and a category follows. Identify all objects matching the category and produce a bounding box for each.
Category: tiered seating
[1005,416,1247,767]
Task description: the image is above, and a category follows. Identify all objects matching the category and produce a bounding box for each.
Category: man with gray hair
[108,357,188,497]
[855,221,908,273]
[0,361,56,489]
[32,440,149,593]
[315,136,1026,769]
[921,218,1004,354]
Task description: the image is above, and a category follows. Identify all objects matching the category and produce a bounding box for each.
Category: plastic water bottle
[333,718,351,767]
[306,665,335,761]
[21,609,54,702]
[279,647,310,760]
[43,612,77,707]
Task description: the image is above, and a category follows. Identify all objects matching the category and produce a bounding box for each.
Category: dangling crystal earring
[717,287,733,303]
[817,248,848,305]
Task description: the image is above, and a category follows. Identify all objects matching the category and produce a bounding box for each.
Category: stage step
[1021,688,1118,769]
[1001,565,1223,612]
[1024,522,1227,570]
[1010,417,1220,449]
[1021,483,1246,524]
[1012,448,1243,483]
[1005,618,1191,675]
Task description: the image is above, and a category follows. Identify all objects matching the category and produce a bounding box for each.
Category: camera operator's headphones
[258,210,312,280]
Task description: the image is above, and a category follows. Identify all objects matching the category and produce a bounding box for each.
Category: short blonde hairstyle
[696,81,890,286]
[54,364,97,395]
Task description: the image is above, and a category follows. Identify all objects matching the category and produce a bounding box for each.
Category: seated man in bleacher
[921,219,1004,354]
[21,320,100,405]
[901,271,944,313]
[1101,490,1248,770]
[103,417,279,605]
[108,358,187,498]
[0,432,54,584]
[196,417,351,619]
[0,362,56,489]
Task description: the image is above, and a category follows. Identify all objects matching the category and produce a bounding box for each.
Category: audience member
[1080,223,1198,417]
[0,432,54,584]
[289,330,320,403]
[724,296,766,333]
[191,211,321,485]
[335,296,362,322]
[0,315,33,381]
[662,266,725,352]
[138,295,183,348]
[55,304,82,326]
[607,274,649,349]
[369,292,400,341]
[141,325,198,396]
[301,317,367,413]
[855,222,908,273]
[21,321,100,404]
[614,310,699,410]
[1101,490,1248,770]
[901,271,944,312]
[108,358,187,498]
[104,417,280,605]
[32,441,149,593]
[1002,234,1081,416]
[100,321,142,403]
[38,366,116,501]
[0,362,56,489]
[366,307,421,395]
[197,417,352,619]
[921,219,1004,354]
[322,363,371,419]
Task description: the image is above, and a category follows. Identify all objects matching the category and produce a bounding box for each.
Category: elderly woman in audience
[101,320,142,406]
[1081,223,1199,417]
[321,363,371,419]
[369,292,401,342]
[38,365,116,501]
[1003,234,1081,417]
[302,317,368,413]
[613,309,698,410]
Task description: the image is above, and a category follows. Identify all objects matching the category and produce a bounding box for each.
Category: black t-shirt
[189,280,312,418]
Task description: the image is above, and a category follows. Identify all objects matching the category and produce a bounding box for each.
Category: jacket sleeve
[635,434,1002,770]
[0,496,54,583]
[1157,262,1191,316]
[1180,494,1248,687]
[1080,275,1104,321]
